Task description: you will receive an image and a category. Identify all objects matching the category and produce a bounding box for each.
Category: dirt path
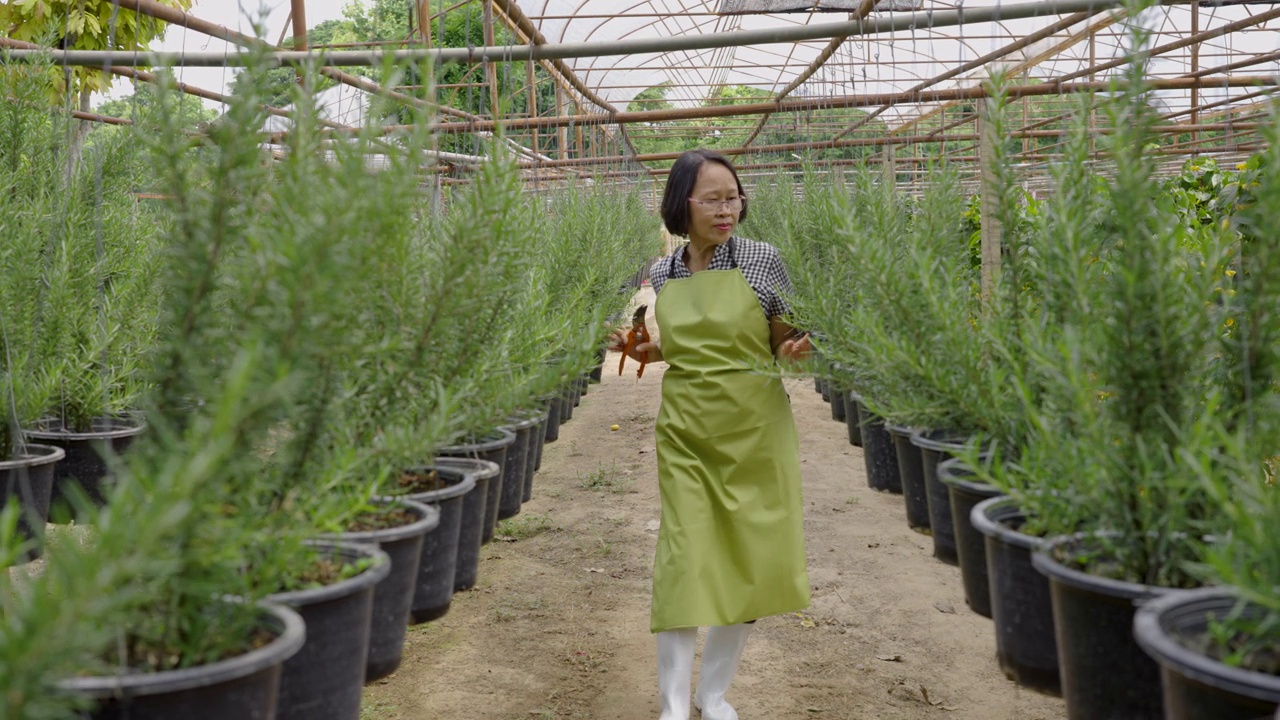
[364,290,1066,720]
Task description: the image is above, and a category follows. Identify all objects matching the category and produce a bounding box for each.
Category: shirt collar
[676,238,734,275]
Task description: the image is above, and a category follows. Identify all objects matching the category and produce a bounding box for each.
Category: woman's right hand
[608,328,662,365]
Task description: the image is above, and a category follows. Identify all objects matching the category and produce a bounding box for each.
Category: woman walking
[611,149,812,720]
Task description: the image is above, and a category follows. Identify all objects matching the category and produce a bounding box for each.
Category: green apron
[650,245,810,633]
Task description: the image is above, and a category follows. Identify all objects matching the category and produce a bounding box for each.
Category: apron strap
[669,237,739,278]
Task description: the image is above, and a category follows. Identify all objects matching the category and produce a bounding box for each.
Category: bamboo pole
[978,106,1002,306]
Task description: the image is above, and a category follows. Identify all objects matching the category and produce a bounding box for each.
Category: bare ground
[364,290,1066,720]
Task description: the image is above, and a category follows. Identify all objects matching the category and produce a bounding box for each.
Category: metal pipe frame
[5,0,1151,67]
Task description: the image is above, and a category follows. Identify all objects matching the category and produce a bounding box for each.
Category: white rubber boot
[693,623,752,720]
[657,628,698,720]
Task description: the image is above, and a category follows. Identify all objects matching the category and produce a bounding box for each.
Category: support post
[290,0,308,85]
[483,0,502,121]
[978,106,1003,307]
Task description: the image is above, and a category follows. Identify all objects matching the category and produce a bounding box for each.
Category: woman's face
[686,162,741,246]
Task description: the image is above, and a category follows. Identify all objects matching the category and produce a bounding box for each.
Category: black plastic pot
[534,400,551,470]
[910,431,973,566]
[1,443,65,561]
[1135,587,1280,720]
[543,395,562,444]
[939,458,1001,617]
[971,497,1061,696]
[820,377,831,403]
[320,499,439,682]
[431,457,499,593]
[397,462,480,622]
[521,409,549,503]
[1033,533,1180,720]
[498,416,539,520]
[268,540,391,720]
[813,377,822,395]
[843,391,863,448]
[25,415,145,515]
[830,384,847,423]
[851,397,901,494]
[885,424,927,526]
[561,385,576,421]
[61,602,306,720]
[589,349,606,383]
[577,374,588,399]
[437,427,515,545]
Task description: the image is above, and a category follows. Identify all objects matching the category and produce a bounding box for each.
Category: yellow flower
[1225,317,1236,328]
[1096,390,1114,401]
[1226,269,1237,277]
[1237,162,1248,170]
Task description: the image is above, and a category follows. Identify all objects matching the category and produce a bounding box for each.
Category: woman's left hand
[776,333,812,364]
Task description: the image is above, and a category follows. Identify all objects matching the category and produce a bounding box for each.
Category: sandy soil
[363,288,1066,720]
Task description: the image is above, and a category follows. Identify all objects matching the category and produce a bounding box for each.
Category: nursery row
[0,62,658,720]
[753,53,1280,720]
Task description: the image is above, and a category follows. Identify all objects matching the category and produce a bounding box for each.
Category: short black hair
[660,149,748,237]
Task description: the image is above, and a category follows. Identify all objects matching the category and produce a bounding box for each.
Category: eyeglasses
[687,196,745,212]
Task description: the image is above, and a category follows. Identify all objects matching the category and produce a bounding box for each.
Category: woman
[611,149,812,720]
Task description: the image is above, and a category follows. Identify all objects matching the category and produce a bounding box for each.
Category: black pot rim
[268,540,391,607]
[1032,532,1180,602]
[971,496,1042,551]
[938,457,1000,496]
[1134,586,1280,703]
[502,415,542,432]
[58,601,305,697]
[320,498,440,544]
[884,422,926,438]
[438,426,516,454]
[909,429,973,453]
[389,464,478,503]
[25,414,147,441]
[432,456,500,481]
[0,443,66,471]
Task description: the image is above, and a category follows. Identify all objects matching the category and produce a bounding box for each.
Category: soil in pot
[267,540,391,720]
[25,415,145,517]
[971,496,1061,697]
[424,458,498,594]
[1033,533,1181,720]
[843,391,863,448]
[498,416,540,520]
[394,464,481,622]
[853,398,901,494]
[1,443,66,562]
[320,499,440,683]
[939,457,1001,618]
[436,427,515,545]
[1135,587,1280,720]
[61,602,306,720]
[910,430,974,566]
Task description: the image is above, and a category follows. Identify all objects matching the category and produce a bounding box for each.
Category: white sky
[103,0,350,106]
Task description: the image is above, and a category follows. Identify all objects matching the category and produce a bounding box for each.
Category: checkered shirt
[650,236,793,319]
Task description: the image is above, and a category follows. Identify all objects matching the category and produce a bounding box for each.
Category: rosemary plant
[981,3,1258,587]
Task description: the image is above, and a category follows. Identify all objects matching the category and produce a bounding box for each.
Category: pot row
[13,375,594,719]
[814,379,1280,720]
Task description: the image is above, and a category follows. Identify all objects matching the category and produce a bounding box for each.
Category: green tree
[95,82,218,129]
